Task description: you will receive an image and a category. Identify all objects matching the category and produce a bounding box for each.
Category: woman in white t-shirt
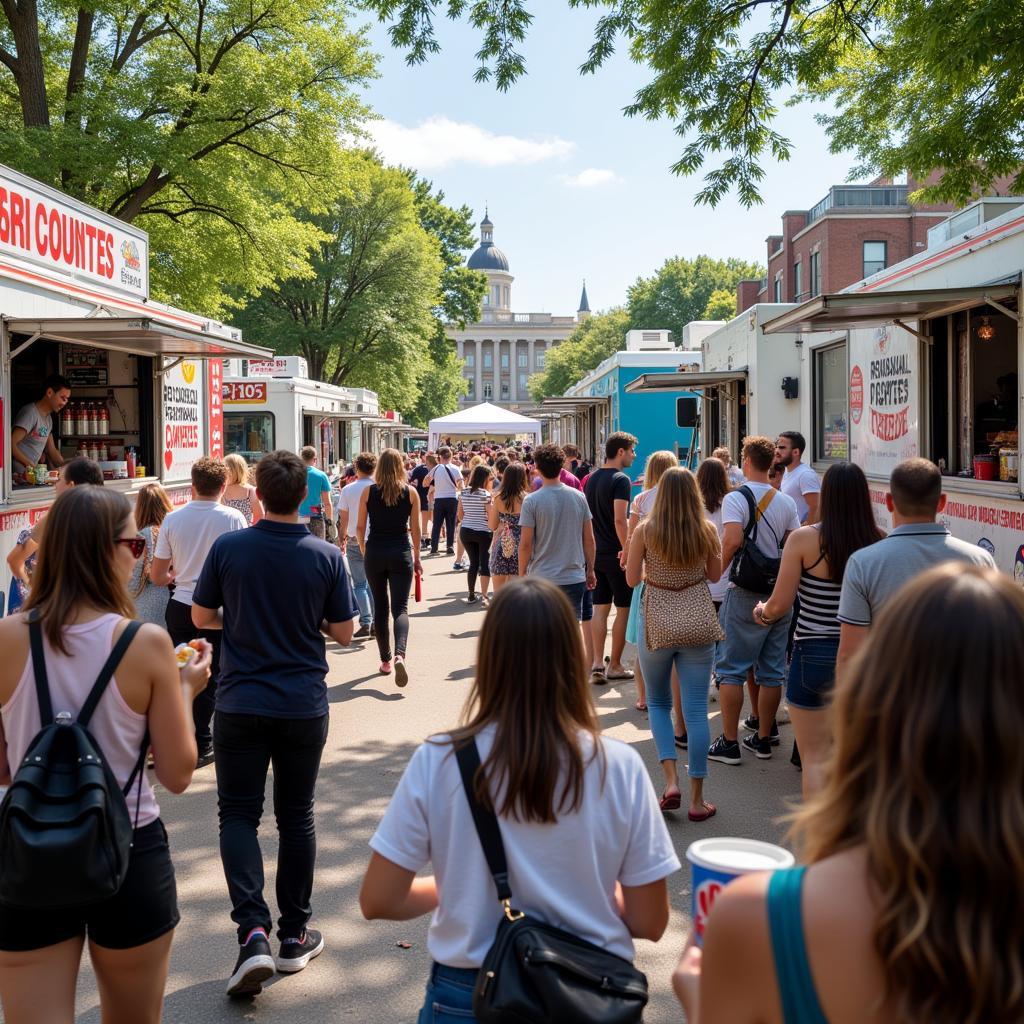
[360,577,680,1024]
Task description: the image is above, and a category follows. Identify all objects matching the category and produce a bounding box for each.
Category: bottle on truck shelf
[87,402,99,434]
[75,402,89,435]
[60,403,74,435]
[99,403,109,435]
[126,447,136,477]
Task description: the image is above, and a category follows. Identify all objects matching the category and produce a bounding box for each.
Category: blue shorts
[558,582,586,621]
[786,637,839,710]
[715,586,792,688]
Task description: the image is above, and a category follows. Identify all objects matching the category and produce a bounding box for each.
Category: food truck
[221,356,403,468]
[762,196,1024,576]
[0,162,271,613]
[531,328,706,470]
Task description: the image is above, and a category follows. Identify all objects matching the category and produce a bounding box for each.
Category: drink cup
[686,837,795,945]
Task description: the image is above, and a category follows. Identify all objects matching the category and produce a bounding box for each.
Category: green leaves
[0,1,377,313]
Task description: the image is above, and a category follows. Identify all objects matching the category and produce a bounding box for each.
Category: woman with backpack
[0,485,211,1024]
[360,577,679,1023]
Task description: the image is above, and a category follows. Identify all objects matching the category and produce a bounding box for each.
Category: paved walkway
[73,556,799,1023]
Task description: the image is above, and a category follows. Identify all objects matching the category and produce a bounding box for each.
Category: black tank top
[367,484,412,547]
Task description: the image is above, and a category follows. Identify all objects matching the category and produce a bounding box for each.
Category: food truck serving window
[224,411,274,463]
[925,307,1018,481]
[814,342,849,462]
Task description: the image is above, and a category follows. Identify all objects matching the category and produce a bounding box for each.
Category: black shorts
[593,555,633,608]
[0,819,179,952]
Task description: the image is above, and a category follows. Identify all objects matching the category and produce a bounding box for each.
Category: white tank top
[2,613,160,828]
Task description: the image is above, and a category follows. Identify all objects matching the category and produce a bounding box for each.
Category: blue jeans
[418,963,478,1023]
[345,545,373,627]
[786,637,839,709]
[638,623,715,778]
[715,587,792,687]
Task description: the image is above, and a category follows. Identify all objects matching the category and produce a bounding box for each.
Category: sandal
[688,801,717,822]
[590,668,607,685]
[606,668,635,680]
[635,700,648,712]
[659,789,682,812]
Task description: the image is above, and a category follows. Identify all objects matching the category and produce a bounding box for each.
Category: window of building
[500,351,510,369]
[518,373,528,393]
[810,251,821,297]
[483,350,493,369]
[814,343,848,462]
[464,351,475,368]
[793,261,802,301]
[773,273,782,303]
[483,382,493,400]
[482,293,489,306]
[536,350,546,369]
[863,241,887,278]
[501,382,510,400]
[517,350,528,368]
[465,379,475,400]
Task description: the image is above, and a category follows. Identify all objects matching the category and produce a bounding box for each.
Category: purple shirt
[532,468,583,492]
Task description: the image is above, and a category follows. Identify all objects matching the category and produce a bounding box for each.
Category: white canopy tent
[428,402,542,450]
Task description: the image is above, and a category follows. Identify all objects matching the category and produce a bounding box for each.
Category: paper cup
[686,837,795,945]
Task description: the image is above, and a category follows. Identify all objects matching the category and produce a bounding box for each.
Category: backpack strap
[27,614,54,725]
[738,486,760,545]
[455,739,513,904]
[77,620,144,728]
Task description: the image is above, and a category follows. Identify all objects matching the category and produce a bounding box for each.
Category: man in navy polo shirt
[193,449,358,998]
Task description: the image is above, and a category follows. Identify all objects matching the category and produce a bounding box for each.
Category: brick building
[735,173,1007,313]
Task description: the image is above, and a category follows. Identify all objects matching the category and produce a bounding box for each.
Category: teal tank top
[767,867,830,1024]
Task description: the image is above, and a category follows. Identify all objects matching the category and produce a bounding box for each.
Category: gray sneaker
[276,928,325,974]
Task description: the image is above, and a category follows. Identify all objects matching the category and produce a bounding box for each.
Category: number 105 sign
[223,381,268,404]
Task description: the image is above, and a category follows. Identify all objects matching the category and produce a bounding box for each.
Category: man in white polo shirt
[775,431,820,524]
[425,445,462,556]
[152,456,247,765]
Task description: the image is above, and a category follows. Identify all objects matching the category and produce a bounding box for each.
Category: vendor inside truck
[11,374,70,480]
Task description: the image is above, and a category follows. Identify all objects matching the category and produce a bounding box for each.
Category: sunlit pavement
[73,558,799,1022]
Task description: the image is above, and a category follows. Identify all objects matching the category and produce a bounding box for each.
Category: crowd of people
[0,429,1020,1024]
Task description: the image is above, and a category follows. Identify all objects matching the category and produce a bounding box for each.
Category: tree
[364,0,1024,206]
[529,308,631,400]
[627,255,760,341]
[234,151,443,417]
[405,173,486,424]
[702,287,738,321]
[0,1,376,312]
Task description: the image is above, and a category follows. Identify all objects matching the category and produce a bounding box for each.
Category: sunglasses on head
[116,536,146,559]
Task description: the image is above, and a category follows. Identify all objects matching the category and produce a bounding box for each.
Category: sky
[355,6,859,316]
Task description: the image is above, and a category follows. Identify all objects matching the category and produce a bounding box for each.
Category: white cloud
[560,168,623,188]
[365,116,575,170]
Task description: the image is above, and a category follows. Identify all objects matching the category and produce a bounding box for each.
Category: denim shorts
[418,963,478,1022]
[715,587,792,687]
[786,636,840,710]
[558,582,586,621]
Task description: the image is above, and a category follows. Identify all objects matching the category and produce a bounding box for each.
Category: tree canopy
[0,1,376,312]
[365,0,1024,207]
[529,254,759,399]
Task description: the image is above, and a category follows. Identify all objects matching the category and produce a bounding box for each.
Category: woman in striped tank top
[752,463,884,797]
[457,465,495,605]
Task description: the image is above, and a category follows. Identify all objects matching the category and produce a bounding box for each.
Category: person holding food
[11,375,70,484]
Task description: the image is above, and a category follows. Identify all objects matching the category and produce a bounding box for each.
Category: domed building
[450,210,590,411]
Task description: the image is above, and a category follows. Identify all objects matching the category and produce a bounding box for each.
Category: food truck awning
[5,315,272,360]
[761,280,1020,335]
[302,408,365,421]
[624,370,747,394]
[525,396,611,414]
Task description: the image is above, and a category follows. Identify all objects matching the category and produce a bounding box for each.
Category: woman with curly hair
[674,563,1024,1024]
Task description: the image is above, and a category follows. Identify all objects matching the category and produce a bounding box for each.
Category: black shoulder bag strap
[28,613,54,725]
[455,739,514,905]
[738,486,760,546]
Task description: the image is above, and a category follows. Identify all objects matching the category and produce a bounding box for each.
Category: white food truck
[222,356,414,468]
[0,162,271,613]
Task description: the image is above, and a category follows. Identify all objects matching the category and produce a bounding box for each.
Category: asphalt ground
[69,554,800,1023]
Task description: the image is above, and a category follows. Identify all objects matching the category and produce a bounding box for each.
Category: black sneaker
[353,625,371,639]
[745,719,780,746]
[743,714,759,732]
[791,741,802,771]
[276,928,325,974]
[227,930,275,997]
[369,623,376,639]
[707,735,741,765]
[742,732,772,759]
[674,733,688,750]
[445,548,456,556]
[196,748,215,769]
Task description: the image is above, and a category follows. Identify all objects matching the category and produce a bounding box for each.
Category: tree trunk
[5,1,50,128]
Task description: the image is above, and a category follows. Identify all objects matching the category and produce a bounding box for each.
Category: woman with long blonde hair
[675,564,1024,1024]
[625,468,722,818]
[624,450,679,712]
[360,578,679,1022]
[221,453,263,525]
[357,448,422,684]
[128,482,175,625]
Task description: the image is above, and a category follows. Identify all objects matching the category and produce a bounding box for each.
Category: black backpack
[728,486,783,595]
[0,616,148,910]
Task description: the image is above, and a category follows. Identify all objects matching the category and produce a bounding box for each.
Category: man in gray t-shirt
[837,457,995,670]
[12,375,71,473]
[518,443,596,621]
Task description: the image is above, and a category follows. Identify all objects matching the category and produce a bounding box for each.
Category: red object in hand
[415,570,422,603]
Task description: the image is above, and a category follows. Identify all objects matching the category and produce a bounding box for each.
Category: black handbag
[728,485,782,595]
[455,740,649,1024]
[0,617,147,910]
